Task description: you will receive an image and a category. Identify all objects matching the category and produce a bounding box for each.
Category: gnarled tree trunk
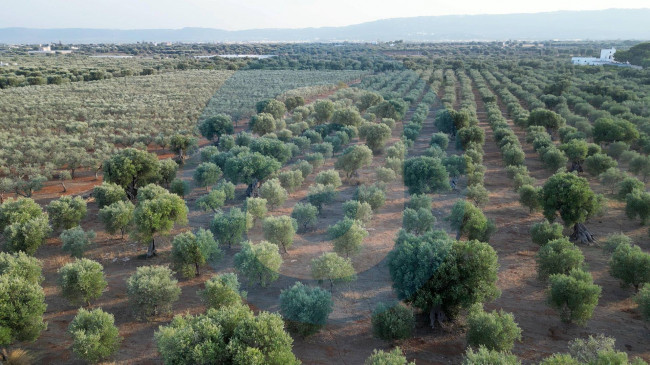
[429,305,447,328]
[147,238,157,258]
[570,223,595,245]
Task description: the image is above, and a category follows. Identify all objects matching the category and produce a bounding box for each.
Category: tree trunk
[569,161,583,173]
[147,238,157,258]
[61,182,67,193]
[429,305,447,328]
[570,223,595,245]
[195,262,200,277]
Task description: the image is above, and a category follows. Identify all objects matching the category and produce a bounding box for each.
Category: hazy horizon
[3,1,650,31]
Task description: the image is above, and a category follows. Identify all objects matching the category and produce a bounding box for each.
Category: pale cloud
[3,0,649,30]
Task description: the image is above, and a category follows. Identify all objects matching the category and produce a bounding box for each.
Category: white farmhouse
[571,48,642,69]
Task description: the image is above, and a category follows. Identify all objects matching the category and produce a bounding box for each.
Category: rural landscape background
[2,2,650,364]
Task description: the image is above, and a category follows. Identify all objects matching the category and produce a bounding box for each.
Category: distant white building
[572,48,642,69]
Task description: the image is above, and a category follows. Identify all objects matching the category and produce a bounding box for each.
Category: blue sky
[4,0,649,30]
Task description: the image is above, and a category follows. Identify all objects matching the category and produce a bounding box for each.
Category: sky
[3,0,650,30]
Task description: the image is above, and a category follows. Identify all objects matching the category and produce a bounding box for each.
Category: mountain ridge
[2,8,649,44]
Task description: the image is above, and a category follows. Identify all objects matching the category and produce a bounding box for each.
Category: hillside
[1,8,650,44]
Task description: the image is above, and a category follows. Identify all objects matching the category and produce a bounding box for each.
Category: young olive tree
[530,220,565,246]
[311,252,356,290]
[447,200,495,241]
[280,281,333,337]
[198,273,246,310]
[263,215,297,253]
[609,243,650,292]
[547,269,601,325]
[68,308,121,364]
[171,229,221,278]
[466,305,522,352]
[126,265,181,320]
[47,195,87,231]
[328,218,368,257]
[132,186,188,257]
[93,182,126,209]
[234,241,282,287]
[365,348,415,365]
[193,162,222,191]
[403,156,450,195]
[99,201,134,239]
[291,202,319,232]
[536,238,585,280]
[210,208,248,249]
[335,145,373,179]
[342,200,373,225]
[259,178,288,210]
[402,208,436,235]
[60,227,96,258]
[58,258,107,306]
[0,197,51,255]
[371,302,415,341]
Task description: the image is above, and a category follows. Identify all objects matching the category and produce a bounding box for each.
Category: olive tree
[199,114,234,144]
[462,346,520,365]
[527,109,566,136]
[250,112,276,135]
[0,272,46,348]
[103,148,160,200]
[47,195,87,231]
[193,162,222,191]
[169,134,198,162]
[560,139,588,172]
[154,304,300,365]
[342,200,373,224]
[365,348,415,365]
[447,200,495,241]
[259,178,288,210]
[402,208,436,235]
[234,241,282,287]
[126,265,181,320]
[280,281,333,336]
[625,190,650,225]
[169,178,190,197]
[359,122,392,153]
[584,154,618,177]
[158,158,179,187]
[307,183,337,212]
[388,237,500,327]
[196,189,226,213]
[58,258,107,306]
[263,215,297,253]
[311,252,356,290]
[68,308,121,364]
[547,269,601,325]
[0,251,42,285]
[132,186,188,257]
[198,273,246,309]
[328,217,368,257]
[609,243,650,292]
[635,284,650,320]
[540,172,603,244]
[60,227,96,258]
[99,201,134,239]
[291,202,318,232]
[354,183,386,211]
[210,208,248,249]
[335,145,373,179]
[171,229,221,278]
[313,100,335,124]
[530,220,564,246]
[0,197,51,255]
[466,305,522,352]
[256,99,287,119]
[536,238,585,280]
[403,156,450,195]
[371,302,415,340]
[315,169,342,188]
[93,182,126,208]
[278,170,304,192]
[245,197,268,223]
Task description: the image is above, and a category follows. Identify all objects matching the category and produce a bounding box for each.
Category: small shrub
[354,184,386,211]
[342,200,373,224]
[602,233,631,254]
[259,178,288,210]
[328,217,368,257]
[462,346,520,365]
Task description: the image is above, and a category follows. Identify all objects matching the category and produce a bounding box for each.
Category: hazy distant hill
[2,9,650,44]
